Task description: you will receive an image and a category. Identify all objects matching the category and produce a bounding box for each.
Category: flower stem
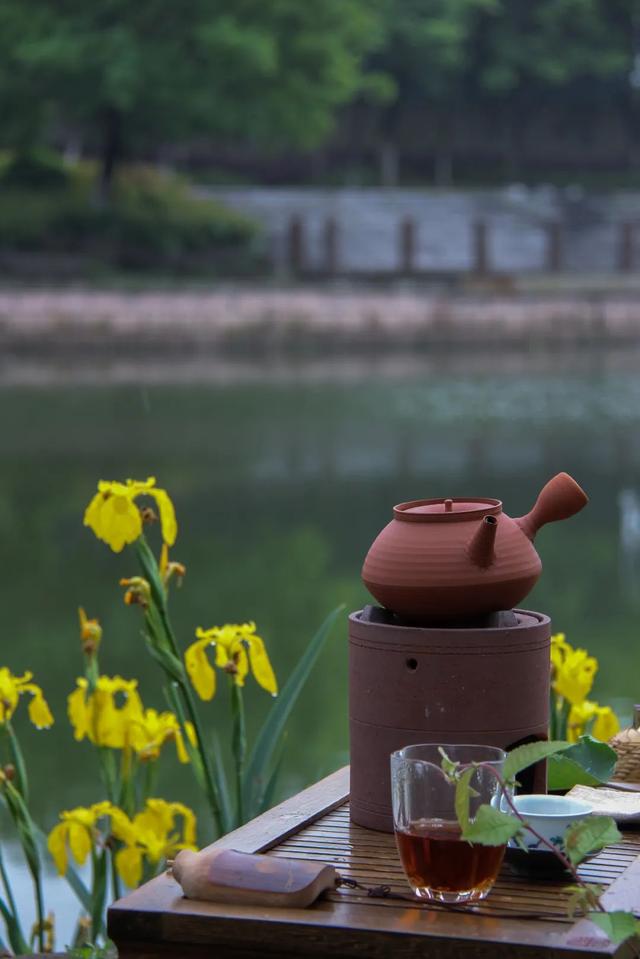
[110,848,122,904]
[141,759,157,806]
[5,721,29,803]
[230,681,247,826]
[178,683,224,835]
[32,868,46,952]
[134,537,225,835]
[559,698,571,741]
[89,847,107,942]
[98,747,118,805]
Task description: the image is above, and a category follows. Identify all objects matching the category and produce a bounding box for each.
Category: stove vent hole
[406,658,418,671]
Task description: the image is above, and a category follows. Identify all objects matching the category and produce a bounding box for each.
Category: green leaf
[587,911,640,944]
[134,536,166,612]
[210,731,233,834]
[243,605,344,818]
[6,721,29,804]
[0,894,29,955]
[503,740,569,781]
[142,629,184,682]
[258,742,286,815]
[4,781,41,878]
[462,805,522,845]
[438,748,460,782]
[90,850,108,940]
[563,816,621,866]
[547,736,617,791]
[565,883,604,918]
[163,683,205,789]
[454,766,476,832]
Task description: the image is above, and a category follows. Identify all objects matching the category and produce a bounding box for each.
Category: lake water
[1,348,640,943]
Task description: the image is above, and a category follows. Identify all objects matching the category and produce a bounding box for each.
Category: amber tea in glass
[391,744,507,903]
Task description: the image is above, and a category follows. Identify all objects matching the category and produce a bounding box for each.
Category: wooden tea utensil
[171,848,337,908]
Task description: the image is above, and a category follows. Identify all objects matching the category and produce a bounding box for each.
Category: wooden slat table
[108,768,640,958]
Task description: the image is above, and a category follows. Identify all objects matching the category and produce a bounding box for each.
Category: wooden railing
[286,214,637,276]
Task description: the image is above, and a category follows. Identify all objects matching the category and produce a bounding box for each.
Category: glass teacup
[391,743,507,903]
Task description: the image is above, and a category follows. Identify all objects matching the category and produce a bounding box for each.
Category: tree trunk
[379,101,401,187]
[433,111,454,187]
[379,140,399,187]
[433,150,453,187]
[99,107,123,204]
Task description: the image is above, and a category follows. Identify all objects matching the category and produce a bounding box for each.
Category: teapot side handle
[515,472,588,541]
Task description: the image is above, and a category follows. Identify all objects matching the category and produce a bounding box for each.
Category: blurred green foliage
[0,0,384,191]
[366,0,636,180]
[2,148,71,190]
[0,0,637,190]
[0,160,259,270]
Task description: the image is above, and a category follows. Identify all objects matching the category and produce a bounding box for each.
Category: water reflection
[619,489,640,606]
[0,350,638,836]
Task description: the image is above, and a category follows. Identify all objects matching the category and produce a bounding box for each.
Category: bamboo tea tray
[108,768,640,958]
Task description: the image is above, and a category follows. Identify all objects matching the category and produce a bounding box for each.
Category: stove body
[349,606,550,832]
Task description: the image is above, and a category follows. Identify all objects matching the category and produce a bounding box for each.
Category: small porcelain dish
[506,794,593,851]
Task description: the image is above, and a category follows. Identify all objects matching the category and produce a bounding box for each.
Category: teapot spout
[516,472,588,541]
[468,515,498,568]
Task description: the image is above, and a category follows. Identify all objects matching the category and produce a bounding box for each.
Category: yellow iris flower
[0,667,53,729]
[550,632,569,671]
[83,477,177,553]
[68,675,143,749]
[159,543,186,589]
[552,645,597,706]
[47,801,112,875]
[185,622,277,701]
[127,708,196,763]
[119,576,151,609]
[78,607,102,655]
[110,798,197,887]
[568,700,620,743]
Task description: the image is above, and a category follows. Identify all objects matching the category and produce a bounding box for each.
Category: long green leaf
[243,605,344,817]
[6,722,29,804]
[0,839,21,928]
[163,683,205,789]
[210,731,233,834]
[0,894,29,956]
[547,736,617,792]
[503,740,569,781]
[5,781,40,878]
[258,745,286,815]
[143,633,184,682]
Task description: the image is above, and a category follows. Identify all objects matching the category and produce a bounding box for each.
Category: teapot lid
[394,498,502,523]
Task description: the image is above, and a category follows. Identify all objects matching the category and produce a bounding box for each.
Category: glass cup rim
[391,742,506,768]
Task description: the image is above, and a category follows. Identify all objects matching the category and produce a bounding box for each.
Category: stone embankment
[2,288,640,359]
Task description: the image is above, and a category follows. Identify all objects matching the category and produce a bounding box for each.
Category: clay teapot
[361,472,588,621]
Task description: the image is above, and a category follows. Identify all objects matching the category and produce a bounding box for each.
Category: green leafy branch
[441,741,640,946]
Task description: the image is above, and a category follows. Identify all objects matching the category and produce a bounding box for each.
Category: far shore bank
[2,286,640,361]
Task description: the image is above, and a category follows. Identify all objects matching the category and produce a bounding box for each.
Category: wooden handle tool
[171,848,337,908]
